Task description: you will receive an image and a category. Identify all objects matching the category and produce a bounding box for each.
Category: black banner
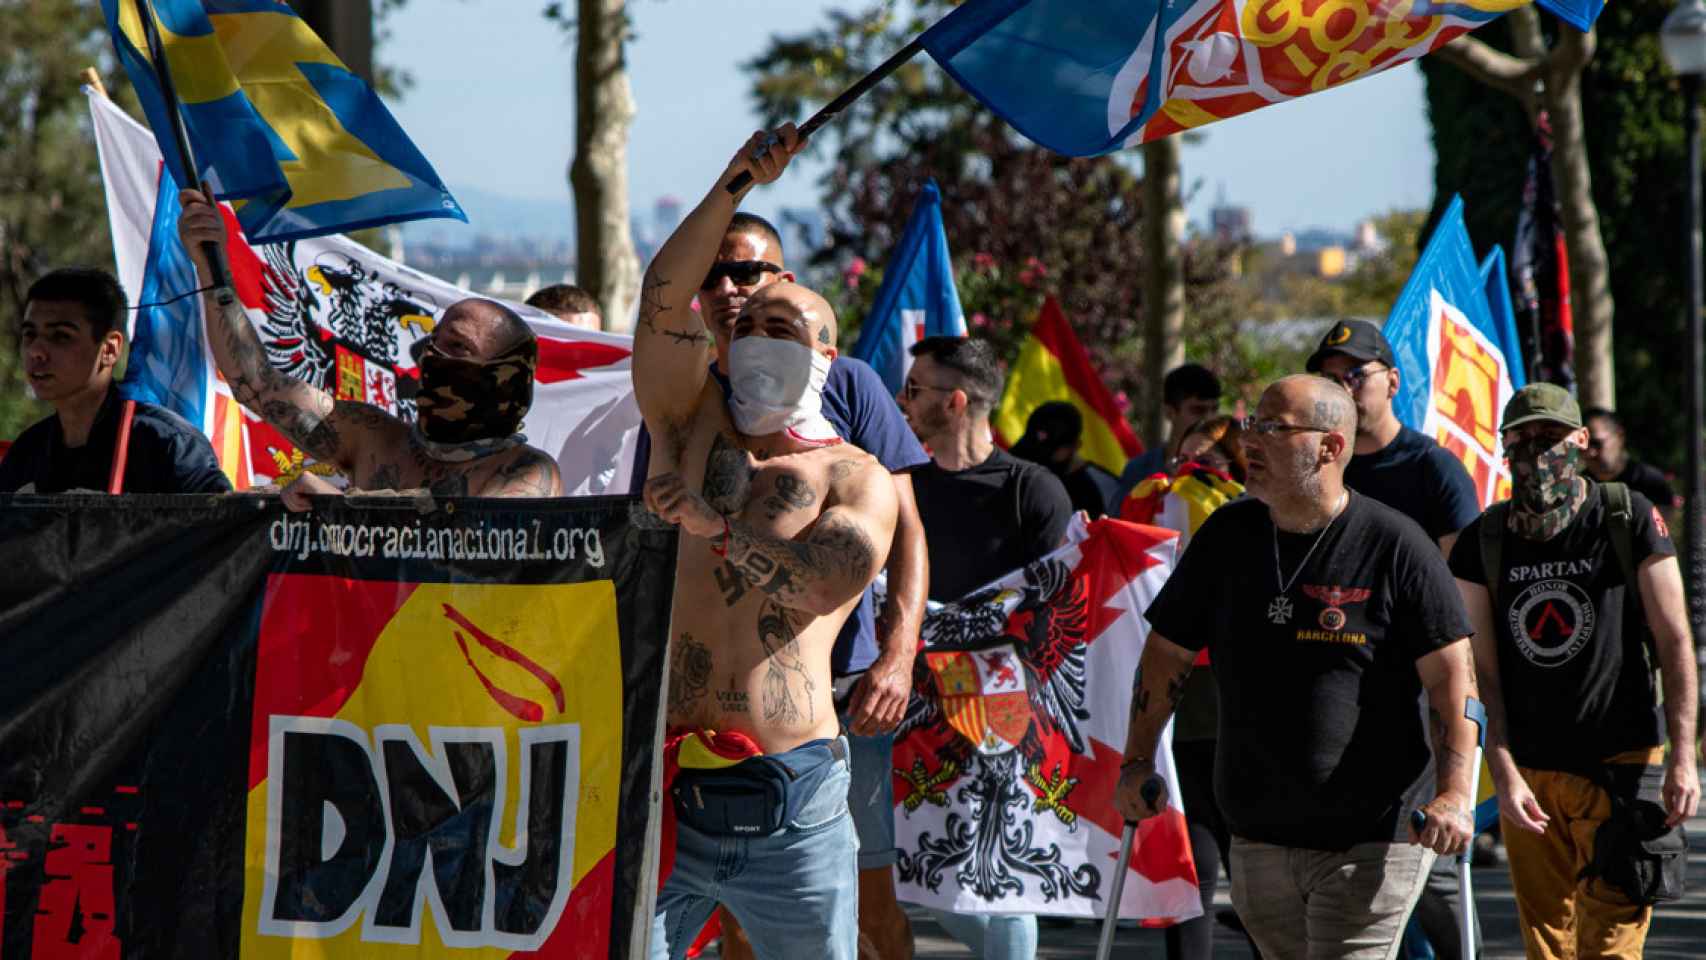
[0,494,674,959]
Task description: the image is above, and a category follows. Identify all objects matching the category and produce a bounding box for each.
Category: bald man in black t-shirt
[1115,375,1480,960]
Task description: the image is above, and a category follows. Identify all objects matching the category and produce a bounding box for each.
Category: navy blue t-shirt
[629,355,929,675]
[1345,426,1480,542]
[0,387,230,495]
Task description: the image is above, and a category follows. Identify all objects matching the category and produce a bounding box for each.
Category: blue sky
[384,0,1438,243]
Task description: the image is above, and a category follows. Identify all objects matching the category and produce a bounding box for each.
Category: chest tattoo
[703,434,752,515]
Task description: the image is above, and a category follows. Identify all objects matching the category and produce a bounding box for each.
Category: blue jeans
[844,728,899,870]
[650,741,858,960]
[925,907,1038,960]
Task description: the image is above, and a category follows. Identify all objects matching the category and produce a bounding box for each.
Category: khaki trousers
[1230,836,1435,960]
[1501,747,1664,960]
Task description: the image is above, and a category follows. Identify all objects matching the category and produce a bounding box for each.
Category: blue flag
[1385,195,1523,510]
[918,0,1580,156]
[102,0,465,243]
[1480,246,1528,393]
[851,180,967,394]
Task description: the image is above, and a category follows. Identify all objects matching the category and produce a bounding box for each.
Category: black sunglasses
[702,260,781,290]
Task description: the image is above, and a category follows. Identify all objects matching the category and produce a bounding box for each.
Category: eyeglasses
[1236,416,1330,438]
[902,380,957,401]
[1320,363,1385,390]
[701,260,781,290]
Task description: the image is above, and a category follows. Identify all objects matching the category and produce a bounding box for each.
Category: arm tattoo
[663,329,712,347]
[756,599,814,723]
[486,450,558,498]
[1131,665,1151,715]
[724,512,878,613]
[637,277,672,336]
[668,632,712,713]
[213,296,344,462]
[1166,671,1190,709]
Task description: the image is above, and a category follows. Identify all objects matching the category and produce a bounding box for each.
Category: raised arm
[634,126,801,456]
[1414,638,1479,855]
[1113,630,1196,821]
[1636,554,1701,826]
[177,190,371,473]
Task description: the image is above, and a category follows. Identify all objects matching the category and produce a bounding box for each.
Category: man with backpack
[1449,383,1698,959]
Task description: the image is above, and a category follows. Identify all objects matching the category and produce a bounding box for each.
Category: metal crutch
[1096,779,1161,960]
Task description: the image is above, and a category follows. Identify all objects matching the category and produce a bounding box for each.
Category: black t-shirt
[1145,493,1470,851]
[0,390,230,495]
[1447,484,1674,772]
[1616,460,1676,511]
[1345,426,1480,541]
[914,447,1073,602]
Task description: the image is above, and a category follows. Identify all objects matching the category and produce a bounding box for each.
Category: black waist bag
[671,737,845,838]
[1579,763,1687,906]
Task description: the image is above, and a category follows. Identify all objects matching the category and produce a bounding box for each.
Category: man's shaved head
[439,298,535,358]
[738,281,838,353]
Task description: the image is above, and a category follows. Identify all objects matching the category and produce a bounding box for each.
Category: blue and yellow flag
[102,0,465,243]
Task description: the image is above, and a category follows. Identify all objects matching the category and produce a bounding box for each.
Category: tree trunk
[570,0,641,331]
[289,0,374,85]
[1142,136,1187,446]
[1543,34,1614,408]
[1434,12,1612,406]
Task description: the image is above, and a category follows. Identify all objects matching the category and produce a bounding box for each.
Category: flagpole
[725,38,925,195]
[131,0,235,301]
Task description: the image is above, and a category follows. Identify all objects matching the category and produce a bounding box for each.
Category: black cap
[1305,319,1395,373]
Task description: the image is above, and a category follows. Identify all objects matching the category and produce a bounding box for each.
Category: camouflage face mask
[1506,434,1585,539]
[415,338,536,444]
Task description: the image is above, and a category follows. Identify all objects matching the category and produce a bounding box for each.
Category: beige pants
[1502,747,1663,960]
[1230,836,1436,960]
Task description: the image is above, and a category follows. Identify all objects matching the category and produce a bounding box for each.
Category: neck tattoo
[1268,491,1348,625]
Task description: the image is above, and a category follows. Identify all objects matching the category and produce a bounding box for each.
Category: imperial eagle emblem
[894,556,1101,904]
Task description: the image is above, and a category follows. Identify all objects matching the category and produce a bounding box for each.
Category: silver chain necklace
[1267,491,1348,625]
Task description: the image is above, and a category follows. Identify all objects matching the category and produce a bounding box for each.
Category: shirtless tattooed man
[177,190,563,504]
[637,126,898,960]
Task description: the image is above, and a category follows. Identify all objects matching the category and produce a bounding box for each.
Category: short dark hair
[1581,406,1621,432]
[1163,363,1221,407]
[909,336,1004,410]
[25,267,127,339]
[526,283,601,318]
[728,212,784,259]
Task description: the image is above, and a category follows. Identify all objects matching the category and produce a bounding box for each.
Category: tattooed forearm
[668,633,712,714]
[662,329,712,347]
[1166,671,1190,709]
[1131,665,1150,717]
[210,292,345,462]
[756,599,814,724]
[723,512,878,614]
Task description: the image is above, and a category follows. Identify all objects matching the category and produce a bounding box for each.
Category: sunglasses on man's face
[701,260,781,290]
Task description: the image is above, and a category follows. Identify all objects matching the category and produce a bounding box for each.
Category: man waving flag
[102,0,464,242]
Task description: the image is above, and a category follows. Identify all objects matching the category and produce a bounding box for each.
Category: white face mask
[727,336,838,443]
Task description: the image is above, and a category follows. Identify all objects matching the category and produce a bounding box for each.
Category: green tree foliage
[0,3,139,441]
[745,1,1278,421]
[1422,2,1692,471]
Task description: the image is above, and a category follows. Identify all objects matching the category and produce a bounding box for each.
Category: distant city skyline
[384,1,1439,250]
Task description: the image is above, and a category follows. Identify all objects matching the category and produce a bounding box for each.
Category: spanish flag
[994,297,1141,476]
[102,0,465,243]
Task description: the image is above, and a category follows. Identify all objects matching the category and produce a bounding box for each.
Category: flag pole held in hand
[725,38,926,195]
[130,0,234,305]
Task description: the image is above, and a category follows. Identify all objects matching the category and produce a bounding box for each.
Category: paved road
[701,812,1706,958]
